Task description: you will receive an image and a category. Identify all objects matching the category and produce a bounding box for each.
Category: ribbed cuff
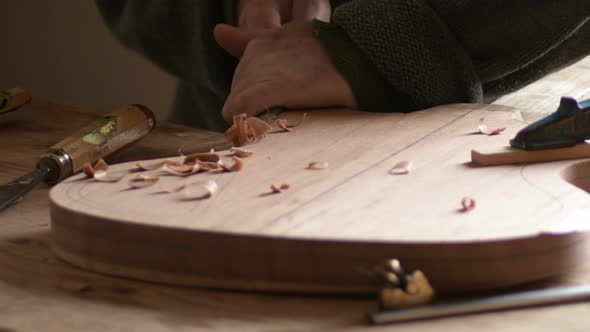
[312,19,400,112]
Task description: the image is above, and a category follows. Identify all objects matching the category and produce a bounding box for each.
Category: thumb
[214,24,260,59]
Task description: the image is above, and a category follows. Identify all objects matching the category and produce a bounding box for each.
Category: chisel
[0,104,156,213]
[369,284,590,324]
[0,88,31,115]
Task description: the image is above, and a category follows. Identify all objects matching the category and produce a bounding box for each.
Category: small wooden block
[472,143,590,166]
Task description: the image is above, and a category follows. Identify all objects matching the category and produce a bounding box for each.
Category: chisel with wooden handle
[0,88,31,115]
[0,104,156,213]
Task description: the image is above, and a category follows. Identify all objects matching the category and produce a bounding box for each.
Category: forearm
[95,0,236,85]
[319,0,590,111]
[326,0,482,112]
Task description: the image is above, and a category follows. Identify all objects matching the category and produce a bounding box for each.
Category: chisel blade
[0,168,49,213]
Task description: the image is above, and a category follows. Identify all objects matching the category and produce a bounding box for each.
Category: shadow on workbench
[0,231,371,329]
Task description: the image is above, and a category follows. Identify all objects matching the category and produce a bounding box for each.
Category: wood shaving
[181,180,218,200]
[93,170,127,182]
[478,120,506,136]
[184,152,220,164]
[306,161,329,170]
[459,197,476,212]
[162,163,201,177]
[219,157,244,172]
[134,160,166,172]
[276,112,308,132]
[270,183,290,194]
[230,147,254,158]
[82,159,109,177]
[197,160,221,171]
[389,161,413,175]
[225,113,272,147]
[128,174,159,189]
[290,112,307,128]
[277,118,292,132]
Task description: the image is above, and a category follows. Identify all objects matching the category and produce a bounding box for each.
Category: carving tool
[369,284,590,324]
[0,88,31,115]
[472,97,590,165]
[0,104,155,213]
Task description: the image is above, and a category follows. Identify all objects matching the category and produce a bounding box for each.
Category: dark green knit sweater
[96,0,590,131]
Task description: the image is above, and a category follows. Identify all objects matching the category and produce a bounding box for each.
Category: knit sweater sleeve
[94,0,236,94]
[324,0,590,112]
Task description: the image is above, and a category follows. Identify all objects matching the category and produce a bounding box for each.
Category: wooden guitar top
[50,104,590,294]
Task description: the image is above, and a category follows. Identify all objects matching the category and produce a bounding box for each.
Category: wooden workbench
[1,57,590,331]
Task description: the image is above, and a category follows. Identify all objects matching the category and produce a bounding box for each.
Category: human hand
[214,22,356,122]
[238,0,331,29]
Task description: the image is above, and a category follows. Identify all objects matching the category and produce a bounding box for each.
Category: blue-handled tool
[510,97,590,150]
[472,96,590,166]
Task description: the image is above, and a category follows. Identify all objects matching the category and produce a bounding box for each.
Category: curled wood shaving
[93,170,127,182]
[219,157,244,172]
[128,174,159,189]
[181,180,218,200]
[478,124,506,136]
[389,161,413,175]
[134,160,166,172]
[290,112,307,128]
[277,118,291,132]
[162,163,201,177]
[277,112,307,132]
[225,113,272,147]
[197,160,221,171]
[270,183,290,194]
[230,147,254,158]
[459,197,476,212]
[306,161,329,170]
[184,152,220,164]
[82,159,109,177]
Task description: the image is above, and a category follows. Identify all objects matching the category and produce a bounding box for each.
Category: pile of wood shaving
[225,113,272,147]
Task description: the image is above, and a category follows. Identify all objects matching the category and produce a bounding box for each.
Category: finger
[291,0,331,22]
[214,24,260,58]
[222,83,287,122]
[238,1,282,29]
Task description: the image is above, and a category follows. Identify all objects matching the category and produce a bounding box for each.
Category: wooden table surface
[2,57,590,332]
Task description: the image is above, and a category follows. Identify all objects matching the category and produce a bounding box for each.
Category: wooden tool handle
[46,105,155,181]
[0,88,31,114]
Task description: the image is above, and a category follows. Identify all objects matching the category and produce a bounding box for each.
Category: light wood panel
[2,56,590,332]
[50,104,590,294]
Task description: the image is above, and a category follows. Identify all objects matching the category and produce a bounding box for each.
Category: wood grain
[1,56,590,332]
[472,143,590,166]
[50,103,590,294]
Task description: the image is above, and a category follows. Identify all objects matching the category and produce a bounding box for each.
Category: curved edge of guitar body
[49,104,590,294]
[51,203,590,294]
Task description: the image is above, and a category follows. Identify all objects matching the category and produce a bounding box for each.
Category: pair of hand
[214,0,356,122]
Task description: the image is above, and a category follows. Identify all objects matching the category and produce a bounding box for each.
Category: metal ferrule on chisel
[37,149,73,184]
